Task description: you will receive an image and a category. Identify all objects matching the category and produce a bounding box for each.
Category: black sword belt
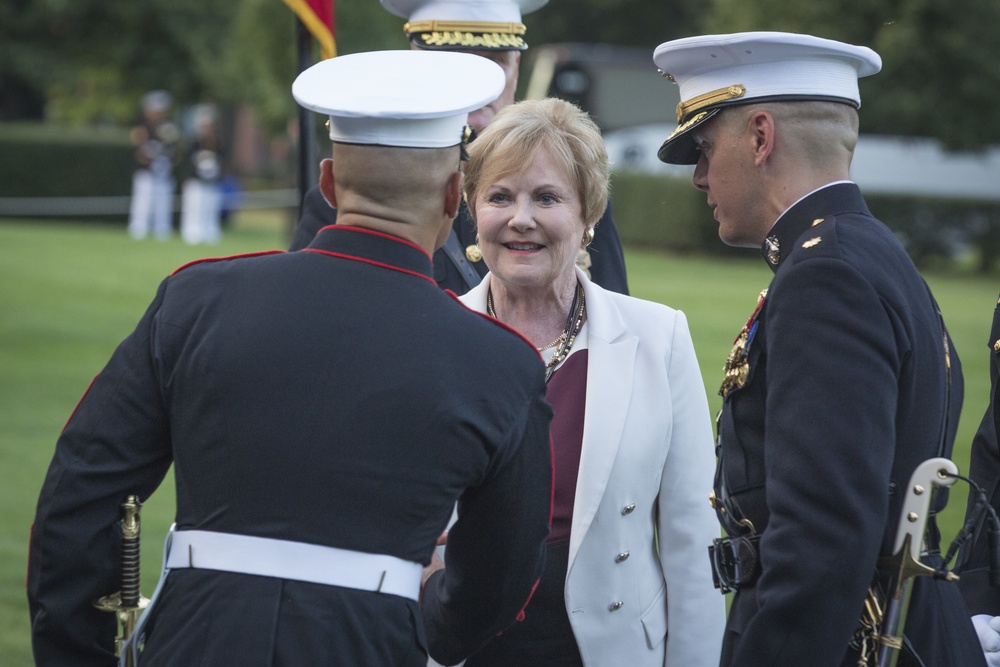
[708,533,762,594]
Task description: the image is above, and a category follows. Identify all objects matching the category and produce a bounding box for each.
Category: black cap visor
[656,108,720,165]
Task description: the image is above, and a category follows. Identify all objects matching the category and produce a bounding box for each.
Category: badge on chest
[720,289,767,398]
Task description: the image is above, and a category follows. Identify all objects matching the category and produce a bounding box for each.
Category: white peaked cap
[381,0,548,50]
[142,90,172,112]
[382,0,547,23]
[292,50,506,148]
[652,32,882,164]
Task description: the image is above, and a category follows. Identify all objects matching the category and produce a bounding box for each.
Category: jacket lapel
[568,268,637,567]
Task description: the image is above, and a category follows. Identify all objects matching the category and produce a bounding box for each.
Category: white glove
[972,614,1000,667]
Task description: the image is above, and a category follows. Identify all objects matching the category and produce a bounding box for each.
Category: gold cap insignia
[405,20,526,36]
[663,111,708,144]
[406,21,528,50]
[676,84,746,122]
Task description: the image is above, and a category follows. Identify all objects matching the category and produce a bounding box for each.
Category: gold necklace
[537,331,567,352]
[487,281,586,382]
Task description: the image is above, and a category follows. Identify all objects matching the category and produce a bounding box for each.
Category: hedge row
[610,172,747,259]
[611,171,1000,272]
[0,123,135,198]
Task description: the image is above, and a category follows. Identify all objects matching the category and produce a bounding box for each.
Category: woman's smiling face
[474,146,585,291]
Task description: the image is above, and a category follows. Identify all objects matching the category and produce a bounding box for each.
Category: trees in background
[2,0,236,124]
[1,0,399,133]
[2,0,998,149]
[702,0,1000,151]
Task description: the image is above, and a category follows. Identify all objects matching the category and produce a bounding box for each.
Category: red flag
[283,0,336,59]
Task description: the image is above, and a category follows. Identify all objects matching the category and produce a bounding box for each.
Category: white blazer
[458,267,725,667]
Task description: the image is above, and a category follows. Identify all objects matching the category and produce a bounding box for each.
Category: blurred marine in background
[179,103,224,245]
[126,90,179,241]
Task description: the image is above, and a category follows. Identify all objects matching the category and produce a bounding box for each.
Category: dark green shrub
[610,171,751,258]
[610,171,1000,272]
[865,195,1000,273]
[0,122,134,198]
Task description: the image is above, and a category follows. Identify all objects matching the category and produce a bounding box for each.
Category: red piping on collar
[319,225,433,260]
[305,248,437,285]
[170,250,284,276]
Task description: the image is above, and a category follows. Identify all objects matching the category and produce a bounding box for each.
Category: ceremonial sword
[876,458,959,666]
[94,495,149,667]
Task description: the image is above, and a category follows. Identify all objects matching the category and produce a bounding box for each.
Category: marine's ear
[748,110,776,168]
[319,158,337,208]
[444,171,463,220]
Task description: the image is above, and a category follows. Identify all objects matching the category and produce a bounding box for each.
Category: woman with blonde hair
[453,97,725,666]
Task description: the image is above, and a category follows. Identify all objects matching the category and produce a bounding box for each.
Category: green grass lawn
[1,215,995,664]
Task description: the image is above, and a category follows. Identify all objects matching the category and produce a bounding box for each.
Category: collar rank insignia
[802,237,822,248]
[764,236,780,265]
[720,288,767,398]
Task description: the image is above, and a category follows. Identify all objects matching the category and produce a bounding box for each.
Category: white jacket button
[615,551,630,563]
[621,503,636,515]
[609,600,624,612]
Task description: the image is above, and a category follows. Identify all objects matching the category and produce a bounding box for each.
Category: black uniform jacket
[957,294,1000,614]
[289,185,630,295]
[27,225,553,666]
[714,183,983,666]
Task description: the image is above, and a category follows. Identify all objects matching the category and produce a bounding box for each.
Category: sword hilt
[120,496,142,608]
[94,495,148,666]
[877,458,959,667]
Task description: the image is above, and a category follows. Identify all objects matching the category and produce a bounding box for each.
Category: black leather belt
[708,533,762,594]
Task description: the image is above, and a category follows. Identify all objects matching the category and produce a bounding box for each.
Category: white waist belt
[166,530,422,601]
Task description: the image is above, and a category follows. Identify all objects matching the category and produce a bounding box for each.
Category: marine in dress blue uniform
[27,51,553,667]
[655,32,984,667]
[956,295,1000,665]
[289,0,630,296]
[127,90,179,241]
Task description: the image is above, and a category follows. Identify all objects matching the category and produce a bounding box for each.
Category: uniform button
[621,503,636,515]
[615,551,630,563]
[994,338,1000,352]
[609,600,624,612]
